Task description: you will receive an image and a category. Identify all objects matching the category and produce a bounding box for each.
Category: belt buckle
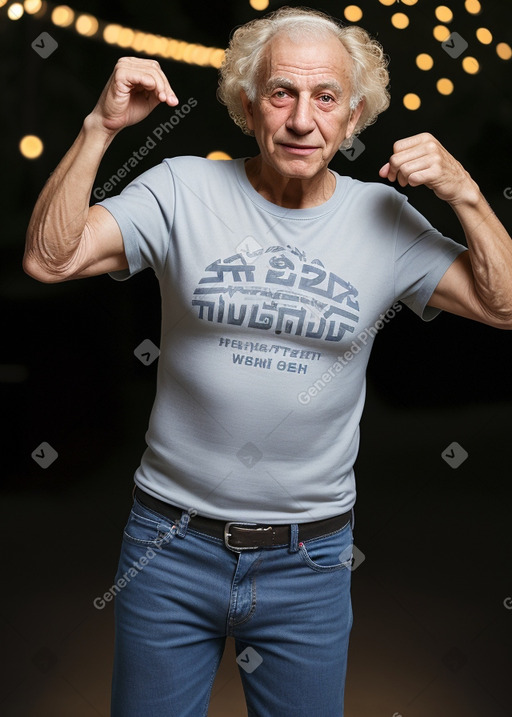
[224,521,272,552]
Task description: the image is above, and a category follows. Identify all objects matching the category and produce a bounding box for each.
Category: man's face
[241,32,364,182]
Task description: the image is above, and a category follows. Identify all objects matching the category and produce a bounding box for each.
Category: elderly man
[24,6,512,717]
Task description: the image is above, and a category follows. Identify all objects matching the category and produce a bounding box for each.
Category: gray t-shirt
[98,156,466,523]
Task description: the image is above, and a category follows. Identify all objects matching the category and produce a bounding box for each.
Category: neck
[244,156,335,209]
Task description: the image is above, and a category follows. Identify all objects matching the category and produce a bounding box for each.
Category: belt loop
[289,523,299,553]
[350,507,355,532]
[176,510,190,539]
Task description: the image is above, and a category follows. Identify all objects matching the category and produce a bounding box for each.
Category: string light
[0,1,225,68]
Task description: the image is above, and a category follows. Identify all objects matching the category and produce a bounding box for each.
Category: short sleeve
[394,196,467,321]
[95,161,175,281]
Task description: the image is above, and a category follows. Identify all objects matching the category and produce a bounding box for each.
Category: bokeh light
[24,0,42,13]
[416,53,434,70]
[207,151,232,160]
[465,0,481,14]
[476,28,492,45]
[75,14,99,37]
[19,135,44,159]
[391,12,409,29]
[462,57,480,73]
[7,3,24,19]
[52,5,74,27]
[437,78,454,95]
[249,0,269,9]
[344,5,363,22]
[435,6,453,23]
[496,42,512,61]
[403,93,421,110]
[433,25,451,41]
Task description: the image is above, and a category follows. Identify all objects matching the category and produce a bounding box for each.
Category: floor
[1,379,511,716]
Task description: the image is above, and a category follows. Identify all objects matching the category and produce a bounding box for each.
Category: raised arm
[23,57,178,283]
[379,133,512,329]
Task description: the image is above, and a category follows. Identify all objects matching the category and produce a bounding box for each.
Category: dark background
[1,1,511,715]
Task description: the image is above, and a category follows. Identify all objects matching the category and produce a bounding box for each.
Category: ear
[240,90,255,132]
[345,98,365,141]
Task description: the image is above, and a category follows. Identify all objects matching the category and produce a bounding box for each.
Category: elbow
[22,252,69,284]
[482,307,512,330]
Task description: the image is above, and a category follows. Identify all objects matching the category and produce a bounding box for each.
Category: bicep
[69,204,128,279]
[428,251,506,327]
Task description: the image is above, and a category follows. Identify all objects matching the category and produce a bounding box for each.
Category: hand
[379,132,479,205]
[89,57,178,135]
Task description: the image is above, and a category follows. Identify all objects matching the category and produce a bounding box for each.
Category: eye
[318,94,335,104]
[274,90,289,99]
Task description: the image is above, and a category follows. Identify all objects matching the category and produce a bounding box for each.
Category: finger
[396,160,438,188]
[392,132,436,154]
[378,162,390,178]
[116,59,178,105]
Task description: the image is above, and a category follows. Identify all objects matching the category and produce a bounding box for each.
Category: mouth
[278,144,319,156]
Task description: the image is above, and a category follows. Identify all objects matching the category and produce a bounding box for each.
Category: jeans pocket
[298,521,353,573]
[123,503,176,548]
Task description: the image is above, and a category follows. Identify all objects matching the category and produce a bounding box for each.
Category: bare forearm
[23,115,116,279]
[451,186,512,322]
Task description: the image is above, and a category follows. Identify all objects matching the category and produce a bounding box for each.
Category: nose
[286,93,316,135]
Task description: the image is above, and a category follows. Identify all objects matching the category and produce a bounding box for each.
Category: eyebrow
[263,76,344,97]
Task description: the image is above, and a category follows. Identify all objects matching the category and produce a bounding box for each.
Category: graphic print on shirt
[192,244,360,343]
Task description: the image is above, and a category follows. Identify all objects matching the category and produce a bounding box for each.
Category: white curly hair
[217,6,390,148]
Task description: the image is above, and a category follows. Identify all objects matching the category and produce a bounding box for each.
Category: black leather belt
[134,486,352,552]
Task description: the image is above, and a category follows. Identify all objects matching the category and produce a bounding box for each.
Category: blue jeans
[111,495,354,716]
